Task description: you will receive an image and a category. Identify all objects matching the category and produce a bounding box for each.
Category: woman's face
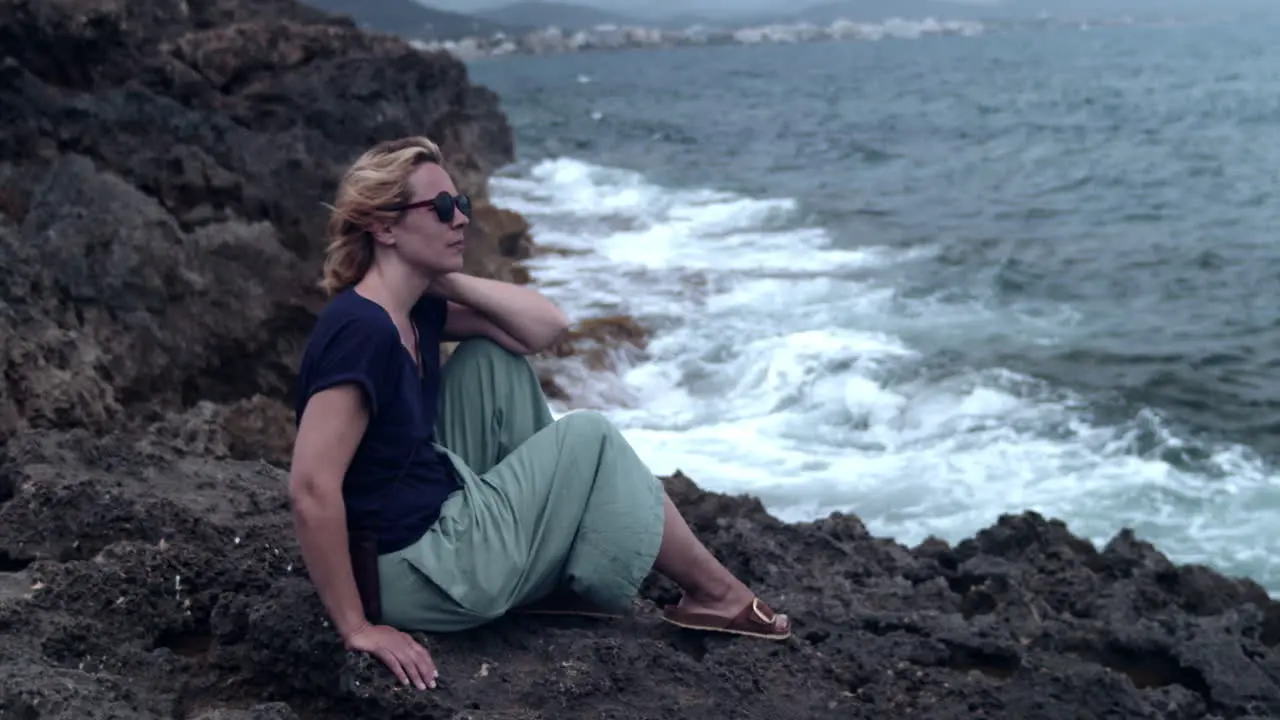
[384,162,470,276]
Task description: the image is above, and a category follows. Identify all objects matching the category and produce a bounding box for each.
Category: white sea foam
[490,156,1280,592]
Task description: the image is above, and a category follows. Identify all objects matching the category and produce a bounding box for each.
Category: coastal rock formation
[2,430,1279,719]
[0,0,523,449]
[2,1,1279,719]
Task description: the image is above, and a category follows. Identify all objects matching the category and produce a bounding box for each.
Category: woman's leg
[432,339,643,616]
[434,339,788,638]
[481,408,789,639]
[380,404,624,631]
[435,338,554,474]
[475,410,666,614]
[653,495,791,638]
[379,338,558,632]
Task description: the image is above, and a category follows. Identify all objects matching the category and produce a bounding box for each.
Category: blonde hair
[320,136,445,295]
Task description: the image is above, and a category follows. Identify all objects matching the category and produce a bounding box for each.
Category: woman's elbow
[534,312,571,352]
[551,312,571,338]
[287,471,342,518]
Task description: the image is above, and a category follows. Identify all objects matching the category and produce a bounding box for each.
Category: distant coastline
[410,14,1169,60]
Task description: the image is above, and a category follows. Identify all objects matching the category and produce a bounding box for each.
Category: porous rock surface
[2,1,1279,719]
[0,0,529,453]
[3,432,1280,719]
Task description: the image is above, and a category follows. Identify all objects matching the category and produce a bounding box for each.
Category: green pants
[376,338,666,632]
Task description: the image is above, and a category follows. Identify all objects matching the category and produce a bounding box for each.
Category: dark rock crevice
[944,641,1022,680]
[1261,605,1280,648]
[0,465,14,507]
[0,551,32,573]
[1074,641,1210,694]
[154,627,215,660]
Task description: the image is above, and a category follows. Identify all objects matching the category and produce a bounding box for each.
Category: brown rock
[464,201,535,284]
[530,315,652,407]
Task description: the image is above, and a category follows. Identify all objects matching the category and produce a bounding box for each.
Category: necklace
[410,320,423,379]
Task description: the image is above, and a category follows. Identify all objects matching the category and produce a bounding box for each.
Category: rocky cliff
[0,0,529,459]
[2,1,1280,719]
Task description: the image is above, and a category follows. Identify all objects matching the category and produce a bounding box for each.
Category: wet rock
[532,315,653,406]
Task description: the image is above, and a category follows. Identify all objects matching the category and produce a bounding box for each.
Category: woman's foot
[661,586,791,640]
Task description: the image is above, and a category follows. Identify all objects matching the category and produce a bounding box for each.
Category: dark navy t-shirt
[294,287,461,555]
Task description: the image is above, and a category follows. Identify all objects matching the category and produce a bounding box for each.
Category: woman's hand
[344,622,439,690]
[431,273,571,355]
[425,272,465,300]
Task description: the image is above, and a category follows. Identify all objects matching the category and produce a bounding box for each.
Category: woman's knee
[448,337,526,369]
[556,409,617,445]
[442,338,537,392]
[555,411,654,481]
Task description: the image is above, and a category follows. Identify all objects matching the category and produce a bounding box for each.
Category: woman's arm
[432,273,570,355]
[288,384,371,641]
[288,384,439,690]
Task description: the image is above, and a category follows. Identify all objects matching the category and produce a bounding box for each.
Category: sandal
[510,589,625,620]
[661,596,792,641]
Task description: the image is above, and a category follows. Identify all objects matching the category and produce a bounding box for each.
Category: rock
[464,203,536,284]
[189,705,299,720]
[0,0,525,452]
[1,435,1279,719]
[532,315,652,406]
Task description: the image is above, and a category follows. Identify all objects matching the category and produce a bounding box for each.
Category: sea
[466,13,1280,594]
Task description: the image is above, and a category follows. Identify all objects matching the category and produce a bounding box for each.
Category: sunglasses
[381,191,472,224]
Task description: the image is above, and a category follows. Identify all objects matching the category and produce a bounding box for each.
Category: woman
[288,136,791,693]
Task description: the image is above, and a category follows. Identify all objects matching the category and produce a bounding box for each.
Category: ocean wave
[492,155,1280,593]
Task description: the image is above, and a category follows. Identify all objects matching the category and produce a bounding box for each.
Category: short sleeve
[300,317,399,419]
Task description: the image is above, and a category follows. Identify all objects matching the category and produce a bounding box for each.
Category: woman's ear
[369,222,396,247]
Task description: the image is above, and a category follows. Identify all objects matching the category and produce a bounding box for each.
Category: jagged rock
[0,0,525,451]
[1,430,1278,719]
